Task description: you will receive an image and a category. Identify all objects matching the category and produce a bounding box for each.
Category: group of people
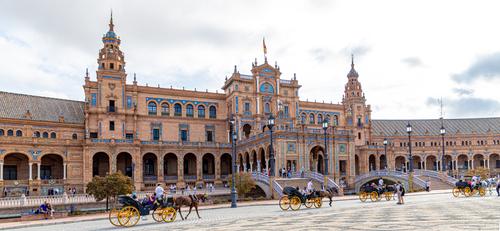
[37,201,54,219]
[278,167,294,178]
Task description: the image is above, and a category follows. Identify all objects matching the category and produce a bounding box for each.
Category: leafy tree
[228,172,256,197]
[86,172,134,210]
[467,167,490,179]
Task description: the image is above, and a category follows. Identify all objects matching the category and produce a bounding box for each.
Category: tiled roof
[372,118,500,137]
[0,91,84,124]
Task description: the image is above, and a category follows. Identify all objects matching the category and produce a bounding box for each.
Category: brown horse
[318,187,339,207]
[173,194,207,220]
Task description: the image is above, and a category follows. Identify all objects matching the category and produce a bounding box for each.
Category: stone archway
[309,146,325,174]
[473,154,485,169]
[252,150,258,172]
[395,156,406,172]
[489,153,499,174]
[3,153,30,180]
[183,153,197,180]
[425,155,437,171]
[92,152,110,177]
[245,152,250,171]
[143,153,157,182]
[164,153,178,181]
[243,124,252,139]
[202,153,215,179]
[116,152,133,177]
[413,156,422,169]
[355,155,360,175]
[369,155,376,171]
[220,153,232,177]
[457,154,468,170]
[379,155,387,170]
[40,154,64,179]
[259,148,266,173]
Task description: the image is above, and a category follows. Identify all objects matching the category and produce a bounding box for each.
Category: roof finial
[85,68,89,77]
[351,53,354,68]
[234,65,237,73]
[133,73,137,85]
[109,9,114,32]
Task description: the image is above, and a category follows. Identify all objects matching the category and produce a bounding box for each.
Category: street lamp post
[383,138,388,170]
[267,114,275,177]
[440,124,446,172]
[229,116,238,208]
[406,122,413,192]
[322,119,329,188]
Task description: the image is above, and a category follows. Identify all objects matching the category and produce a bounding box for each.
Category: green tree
[228,172,256,197]
[467,167,490,179]
[86,172,134,210]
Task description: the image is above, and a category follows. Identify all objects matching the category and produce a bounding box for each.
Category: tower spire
[351,54,354,68]
[109,10,114,32]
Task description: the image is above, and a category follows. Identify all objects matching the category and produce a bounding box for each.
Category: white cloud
[0,0,499,119]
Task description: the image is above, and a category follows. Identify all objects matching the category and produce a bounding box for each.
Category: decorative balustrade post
[29,163,33,180]
[63,163,67,180]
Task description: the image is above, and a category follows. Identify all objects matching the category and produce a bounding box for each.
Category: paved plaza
[4,192,500,231]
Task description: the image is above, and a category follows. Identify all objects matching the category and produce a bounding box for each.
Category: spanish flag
[263,38,267,55]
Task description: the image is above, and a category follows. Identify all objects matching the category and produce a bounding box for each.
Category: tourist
[306,179,314,193]
[396,181,403,205]
[3,188,7,197]
[155,183,164,200]
[378,177,384,187]
[426,178,431,192]
[496,178,500,196]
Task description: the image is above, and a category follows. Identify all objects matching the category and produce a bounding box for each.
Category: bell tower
[97,12,126,78]
[342,55,371,146]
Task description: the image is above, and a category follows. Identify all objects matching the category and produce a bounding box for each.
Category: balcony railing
[184,175,197,181]
[41,179,65,185]
[202,175,215,180]
[163,175,178,181]
[3,180,29,186]
[143,176,157,182]
[107,106,117,113]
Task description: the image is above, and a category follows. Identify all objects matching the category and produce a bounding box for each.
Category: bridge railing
[273,180,283,197]
[354,170,428,191]
[251,172,270,185]
[307,171,339,189]
[414,169,457,185]
[0,194,97,209]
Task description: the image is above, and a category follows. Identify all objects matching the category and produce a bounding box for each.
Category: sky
[1,0,500,119]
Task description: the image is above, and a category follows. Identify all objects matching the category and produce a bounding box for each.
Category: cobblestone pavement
[7,193,500,231]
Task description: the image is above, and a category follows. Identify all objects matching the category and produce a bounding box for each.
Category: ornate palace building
[0,16,499,196]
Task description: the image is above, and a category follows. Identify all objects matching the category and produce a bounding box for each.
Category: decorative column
[157,155,163,184]
[29,163,33,180]
[0,162,3,180]
[63,163,67,180]
[37,163,41,180]
[257,160,261,173]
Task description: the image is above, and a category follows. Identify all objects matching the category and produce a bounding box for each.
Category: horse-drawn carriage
[108,195,177,227]
[452,180,486,197]
[279,187,323,211]
[358,184,395,202]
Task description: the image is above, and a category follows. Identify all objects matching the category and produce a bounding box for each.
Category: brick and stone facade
[0,16,498,196]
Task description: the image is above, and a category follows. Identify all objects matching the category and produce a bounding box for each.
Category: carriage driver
[155,183,164,201]
[378,178,384,187]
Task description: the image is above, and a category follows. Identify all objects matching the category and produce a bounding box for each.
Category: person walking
[396,181,403,205]
[496,178,500,197]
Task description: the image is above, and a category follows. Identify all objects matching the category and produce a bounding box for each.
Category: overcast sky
[1,0,500,119]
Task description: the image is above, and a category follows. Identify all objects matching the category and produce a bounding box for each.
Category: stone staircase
[415,175,453,190]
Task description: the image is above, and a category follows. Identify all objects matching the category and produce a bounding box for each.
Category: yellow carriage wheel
[452,187,460,197]
[290,196,302,211]
[313,198,322,208]
[108,207,121,227]
[305,199,314,208]
[478,187,486,197]
[464,187,472,197]
[152,208,164,222]
[118,206,140,227]
[279,196,291,211]
[359,192,368,202]
[162,207,177,223]
[370,192,378,202]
